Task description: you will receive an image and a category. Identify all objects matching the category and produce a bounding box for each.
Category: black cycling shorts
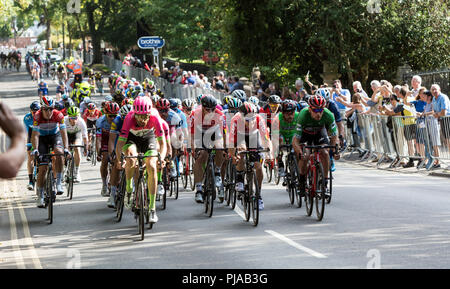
[298,127,330,146]
[38,132,63,164]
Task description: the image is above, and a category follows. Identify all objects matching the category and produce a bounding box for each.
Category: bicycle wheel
[327,166,333,204]
[265,161,272,183]
[46,169,54,224]
[116,171,126,222]
[250,170,260,226]
[174,171,179,200]
[205,162,215,217]
[162,168,167,210]
[290,156,302,208]
[189,154,195,191]
[181,154,187,189]
[229,165,237,210]
[274,159,281,185]
[142,176,150,225]
[315,161,326,221]
[305,164,314,217]
[136,177,145,241]
[68,158,74,200]
[243,174,251,222]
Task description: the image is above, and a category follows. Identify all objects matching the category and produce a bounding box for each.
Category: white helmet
[248,96,259,106]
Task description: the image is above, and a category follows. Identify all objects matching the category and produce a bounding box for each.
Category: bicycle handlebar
[237,148,270,154]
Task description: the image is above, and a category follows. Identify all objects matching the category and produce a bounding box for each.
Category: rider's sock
[126,178,133,193]
[56,173,63,185]
[28,174,33,183]
[75,166,79,175]
[102,178,107,187]
[157,171,162,182]
[149,193,156,211]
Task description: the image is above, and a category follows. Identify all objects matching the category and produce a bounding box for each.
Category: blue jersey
[165,109,182,130]
[110,115,124,135]
[96,115,112,136]
[24,113,34,133]
[173,107,188,129]
[327,100,342,123]
[38,82,48,95]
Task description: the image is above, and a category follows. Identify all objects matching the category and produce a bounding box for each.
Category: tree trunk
[75,14,86,62]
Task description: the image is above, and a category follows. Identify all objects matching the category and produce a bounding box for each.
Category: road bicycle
[180,148,195,191]
[278,144,303,208]
[87,128,97,166]
[195,147,227,218]
[236,148,269,226]
[35,151,66,225]
[122,153,158,240]
[301,144,337,221]
[223,152,237,209]
[65,144,85,200]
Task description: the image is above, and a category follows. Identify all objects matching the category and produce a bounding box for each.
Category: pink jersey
[119,111,164,141]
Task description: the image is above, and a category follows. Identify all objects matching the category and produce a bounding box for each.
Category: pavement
[1,67,450,270]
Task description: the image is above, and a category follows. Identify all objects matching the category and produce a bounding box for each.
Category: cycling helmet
[223,95,234,106]
[115,89,123,96]
[169,98,178,109]
[150,94,160,104]
[232,89,247,102]
[182,98,195,109]
[315,88,331,102]
[121,98,133,107]
[104,95,113,102]
[201,94,217,109]
[83,97,91,104]
[41,96,54,108]
[55,101,65,111]
[308,94,326,109]
[268,95,282,104]
[87,103,96,110]
[196,94,204,104]
[282,100,297,112]
[248,96,260,106]
[30,101,41,112]
[156,98,171,110]
[64,99,75,110]
[228,98,242,109]
[133,96,153,115]
[156,89,164,98]
[120,104,133,118]
[67,106,80,117]
[135,85,143,93]
[104,101,120,114]
[62,94,69,101]
[239,102,256,115]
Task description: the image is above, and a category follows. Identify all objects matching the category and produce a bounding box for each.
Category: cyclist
[96,101,120,196]
[232,89,247,103]
[38,80,48,100]
[156,99,184,178]
[113,89,125,105]
[83,103,102,161]
[56,81,68,101]
[106,104,133,208]
[94,71,103,94]
[24,101,40,190]
[228,102,273,210]
[260,94,282,133]
[79,96,91,115]
[271,99,303,178]
[31,96,70,207]
[316,88,345,171]
[115,96,167,223]
[292,94,340,197]
[65,106,88,183]
[248,96,261,111]
[190,94,226,203]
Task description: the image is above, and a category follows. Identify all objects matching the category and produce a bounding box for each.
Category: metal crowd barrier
[343,112,450,170]
[101,55,227,103]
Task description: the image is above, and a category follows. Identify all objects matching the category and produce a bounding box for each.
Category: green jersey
[295,108,337,138]
[272,111,301,143]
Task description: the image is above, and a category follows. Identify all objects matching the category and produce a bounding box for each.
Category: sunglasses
[43,107,53,112]
[284,110,295,114]
[107,114,117,118]
[135,114,150,120]
[69,116,78,120]
[159,109,169,114]
[311,108,324,113]
[204,108,215,113]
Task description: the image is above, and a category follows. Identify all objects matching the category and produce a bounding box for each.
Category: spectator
[410,75,422,99]
[187,71,196,85]
[229,76,244,93]
[257,74,269,99]
[195,74,206,88]
[282,87,295,101]
[203,76,211,90]
[423,90,442,168]
[294,79,304,100]
[352,81,369,99]
[411,87,429,167]
[0,102,26,179]
[431,84,450,154]
[331,79,351,111]
[213,76,225,91]
[263,82,281,102]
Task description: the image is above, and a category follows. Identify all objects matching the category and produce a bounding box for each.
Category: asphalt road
[0,67,449,269]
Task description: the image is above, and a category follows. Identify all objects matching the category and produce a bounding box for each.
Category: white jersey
[64,116,88,139]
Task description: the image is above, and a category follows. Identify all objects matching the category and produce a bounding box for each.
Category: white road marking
[265,230,327,259]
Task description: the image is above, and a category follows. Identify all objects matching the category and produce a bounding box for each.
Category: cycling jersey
[38,83,48,95]
[273,111,302,144]
[260,104,281,131]
[327,100,342,123]
[295,108,337,139]
[163,109,182,134]
[24,113,34,145]
[172,107,188,130]
[83,108,102,124]
[96,115,113,152]
[65,116,88,139]
[33,109,66,136]
[229,113,269,149]
[190,106,225,148]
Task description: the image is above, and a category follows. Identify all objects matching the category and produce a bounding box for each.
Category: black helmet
[282,99,297,112]
[268,95,282,104]
[201,94,217,109]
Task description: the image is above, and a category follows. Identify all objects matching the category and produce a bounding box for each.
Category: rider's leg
[193,150,208,202]
[100,151,109,194]
[124,144,138,194]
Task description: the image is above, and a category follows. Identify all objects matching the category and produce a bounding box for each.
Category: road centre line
[265,230,327,259]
